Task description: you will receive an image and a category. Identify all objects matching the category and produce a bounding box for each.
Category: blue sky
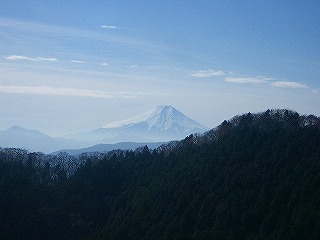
[0,0,319,136]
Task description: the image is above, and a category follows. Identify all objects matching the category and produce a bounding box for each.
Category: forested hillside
[1,109,320,240]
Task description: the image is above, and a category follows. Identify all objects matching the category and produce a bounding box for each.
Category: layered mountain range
[0,106,209,153]
[2,109,320,240]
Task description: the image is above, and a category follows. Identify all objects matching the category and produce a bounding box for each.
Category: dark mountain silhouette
[1,109,320,240]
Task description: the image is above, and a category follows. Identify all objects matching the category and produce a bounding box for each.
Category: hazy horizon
[1,1,319,137]
[0,105,318,138]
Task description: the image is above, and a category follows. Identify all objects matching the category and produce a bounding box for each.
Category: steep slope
[1,109,320,240]
[97,109,320,240]
[70,105,209,143]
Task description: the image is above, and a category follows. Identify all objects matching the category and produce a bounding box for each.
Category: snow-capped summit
[102,105,209,134]
[70,106,209,143]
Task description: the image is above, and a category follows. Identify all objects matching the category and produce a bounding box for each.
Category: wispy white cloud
[6,55,35,61]
[36,57,57,61]
[70,60,83,64]
[127,65,138,68]
[100,62,109,66]
[224,74,310,91]
[6,55,57,62]
[0,85,169,99]
[224,76,267,84]
[192,69,226,77]
[0,85,114,98]
[0,17,175,59]
[257,76,274,81]
[145,66,162,69]
[271,81,308,88]
[100,25,117,29]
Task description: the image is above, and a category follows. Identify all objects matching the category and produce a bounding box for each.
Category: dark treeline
[1,109,320,240]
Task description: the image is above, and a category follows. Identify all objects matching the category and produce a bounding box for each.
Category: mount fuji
[69,106,209,143]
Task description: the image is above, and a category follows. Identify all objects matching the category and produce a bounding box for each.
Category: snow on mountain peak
[103,105,173,129]
[102,105,208,134]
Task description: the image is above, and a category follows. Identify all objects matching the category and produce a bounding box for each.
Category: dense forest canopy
[1,109,320,240]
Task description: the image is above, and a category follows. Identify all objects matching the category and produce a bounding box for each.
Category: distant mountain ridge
[0,126,82,153]
[52,142,165,156]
